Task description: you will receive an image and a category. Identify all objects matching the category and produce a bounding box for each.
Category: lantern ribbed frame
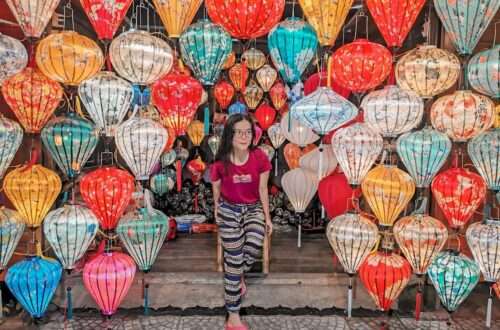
[80,0,133,40]
[468,45,500,99]
[214,80,235,110]
[280,111,320,147]
[269,82,288,109]
[229,63,249,92]
[267,123,286,149]
[281,168,318,213]
[186,120,204,146]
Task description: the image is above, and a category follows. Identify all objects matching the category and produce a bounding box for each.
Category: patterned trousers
[217,199,266,313]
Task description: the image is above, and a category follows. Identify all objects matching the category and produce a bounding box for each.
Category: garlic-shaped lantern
[0,33,27,84]
[280,111,320,147]
[0,207,25,271]
[242,48,266,70]
[267,123,286,149]
[468,129,500,191]
[281,168,318,212]
[243,80,264,110]
[256,64,278,92]
[229,63,249,92]
[0,116,22,179]
[466,219,500,283]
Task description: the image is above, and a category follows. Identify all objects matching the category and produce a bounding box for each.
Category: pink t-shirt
[210,148,272,204]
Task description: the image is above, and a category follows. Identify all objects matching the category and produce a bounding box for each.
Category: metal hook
[63,0,75,31]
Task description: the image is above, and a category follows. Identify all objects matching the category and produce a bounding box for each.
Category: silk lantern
[0,207,25,271]
[284,143,315,170]
[6,0,60,38]
[496,105,500,128]
[430,90,495,142]
[150,172,175,195]
[152,0,202,38]
[303,71,351,99]
[161,150,177,168]
[214,80,235,110]
[206,0,285,39]
[223,51,236,70]
[180,19,232,86]
[331,123,383,186]
[228,101,248,116]
[43,204,98,271]
[5,257,62,318]
[396,128,452,188]
[243,80,263,110]
[208,135,221,157]
[431,167,487,229]
[255,103,276,131]
[319,170,362,218]
[299,145,337,180]
[396,45,461,98]
[2,67,63,133]
[3,164,61,229]
[468,130,500,191]
[80,0,133,40]
[80,167,134,231]
[256,65,278,92]
[229,63,249,92]
[268,123,286,149]
[83,252,136,316]
[269,82,288,110]
[0,33,27,84]
[466,219,500,282]
[468,45,500,99]
[186,120,205,146]
[280,112,320,147]
[0,116,22,179]
[36,31,104,86]
[242,48,266,71]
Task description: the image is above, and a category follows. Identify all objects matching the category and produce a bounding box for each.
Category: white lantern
[0,33,27,84]
[0,116,23,179]
[267,123,286,149]
[256,64,278,92]
[280,111,319,147]
[466,219,500,283]
[0,207,25,271]
[299,145,337,180]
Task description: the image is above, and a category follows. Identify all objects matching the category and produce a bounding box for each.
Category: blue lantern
[268,18,318,85]
[6,256,62,318]
[468,45,500,99]
[228,101,248,116]
[132,85,151,107]
[180,20,232,86]
[468,129,500,191]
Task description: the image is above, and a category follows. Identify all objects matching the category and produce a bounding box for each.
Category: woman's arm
[259,170,273,235]
[212,179,221,219]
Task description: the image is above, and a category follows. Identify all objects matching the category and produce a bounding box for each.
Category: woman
[210,113,273,330]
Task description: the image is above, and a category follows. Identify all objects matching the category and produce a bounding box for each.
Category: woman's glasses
[233,129,252,138]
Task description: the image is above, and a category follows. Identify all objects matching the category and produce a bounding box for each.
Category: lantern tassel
[143,280,150,316]
[321,205,325,219]
[347,277,353,318]
[274,155,278,177]
[318,144,324,180]
[204,106,210,136]
[415,286,422,321]
[297,214,302,248]
[66,286,73,320]
[176,160,182,192]
[486,286,493,328]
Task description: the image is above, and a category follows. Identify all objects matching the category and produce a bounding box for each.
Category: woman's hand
[265,216,273,235]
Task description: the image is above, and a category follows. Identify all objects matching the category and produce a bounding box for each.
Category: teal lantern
[41,113,99,178]
[396,128,452,188]
[0,115,22,179]
[150,172,175,195]
[268,18,318,85]
[468,45,500,99]
[116,207,169,272]
[0,207,25,271]
[468,129,500,191]
[180,20,232,86]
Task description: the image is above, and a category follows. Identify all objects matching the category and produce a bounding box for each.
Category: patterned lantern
[83,252,136,316]
[186,120,205,146]
[268,123,286,149]
[0,207,25,271]
[434,0,500,55]
[284,143,316,170]
[41,113,99,178]
[427,251,480,312]
[242,48,266,70]
[0,33,27,84]
[299,0,353,46]
[223,51,236,70]
[362,85,424,138]
[78,71,134,137]
[80,167,134,231]
[214,80,235,110]
[206,0,285,39]
[117,207,169,272]
[468,45,500,99]
[152,0,202,38]
[80,0,133,40]
[228,101,248,116]
[43,204,98,270]
[430,90,495,142]
[299,146,337,180]
[332,39,392,93]
[362,165,416,227]
[431,168,487,229]
[6,0,60,38]
[36,31,103,86]
[150,172,175,195]
[2,67,63,133]
[496,105,500,128]
[269,82,288,110]
[186,156,206,185]
[466,219,500,282]
[282,168,318,213]
[256,64,278,92]
[359,251,412,311]
[255,103,276,131]
[3,164,61,229]
[331,123,383,186]
[394,214,448,275]
[0,116,22,179]
[6,256,62,318]
[229,63,249,92]
[280,111,320,147]
[303,71,351,99]
[468,130,500,191]
[110,30,173,85]
[396,45,461,98]
[180,20,232,86]
[366,0,426,48]
[243,80,264,110]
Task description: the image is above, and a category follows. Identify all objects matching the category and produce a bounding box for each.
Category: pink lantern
[254,124,263,145]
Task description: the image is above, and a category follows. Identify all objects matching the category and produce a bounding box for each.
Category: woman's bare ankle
[227,312,242,325]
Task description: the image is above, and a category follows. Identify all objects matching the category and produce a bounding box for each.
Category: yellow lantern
[299,0,354,46]
[361,165,415,227]
[256,64,278,92]
[3,164,61,229]
[243,80,264,110]
[242,48,266,70]
[222,52,236,70]
[495,105,500,129]
[152,0,202,38]
[186,120,205,146]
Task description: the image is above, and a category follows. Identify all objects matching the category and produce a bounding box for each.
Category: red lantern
[255,103,276,131]
[269,82,288,110]
[205,0,285,39]
[80,0,133,40]
[80,167,135,231]
[214,80,235,110]
[431,167,487,229]
[187,157,206,185]
[303,71,350,99]
[319,169,361,218]
[332,39,392,93]
[229,63,249,92]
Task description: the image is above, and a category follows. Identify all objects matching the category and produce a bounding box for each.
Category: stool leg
[216,232,223,272]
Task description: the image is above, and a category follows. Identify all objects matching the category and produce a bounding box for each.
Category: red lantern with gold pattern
[80,0,133,40]
[269,82,288,110]
[214,80,235,110]
[255,103,276,131]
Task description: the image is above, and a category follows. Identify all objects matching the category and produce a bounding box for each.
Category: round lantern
[396,128,452,188]
[242,48,266,70]
[214,80,235,110]
[2,67,63,133]
[186,120,205,146]
[431,168,487,229]
[362,85,424,138]
[110,30,173,85]
[0,207,25,271]
[5,256,62,318]
[268,18,318,85]
[36,31,103,86]
[269,82,288,110]
[43,204,98,271]
[180,20,232,86]
[206,0,285,39]
[152,0,202,37]
[80,167,134,231]
[256,65,278,92]
[303,71,351,99]
[150,172,175,195]
[331,123,383,186]
[299,145,338,180]
[430,90,495,142]
[255,103,276,131]
[319,170,362,218]
[6,0,60,38]
[0,33,27,84]
[243,80,264,110]
[80,0,133,40]
[229,63,249,92]
[281,168,318,213]
[468,45,500,99]
[268,123,286,149]
[228,101,248,116]
[0,116,22,179]
[83,252,136,316]
[280,112,320,147]
[466,219,500,282]
[186,157,207,185]
[361,165,416,227]
[395,45,461,98]
[3,164,61,229]
[468,129,500,191]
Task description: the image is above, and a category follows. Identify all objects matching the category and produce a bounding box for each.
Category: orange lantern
[222,52,236,70]
[284,143,316,169]
[214,80,235,110]
[269,82,288,110]
[186,120,205,146]
[243,80,264,110]
[229,63,249,92]
[152,0,203,38]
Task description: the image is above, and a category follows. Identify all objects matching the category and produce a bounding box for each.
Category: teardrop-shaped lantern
[3,164,61,229]
[0,33,27,84]
[393,214,448,275]
[229,63,249,92]
[243,80,264,110]
[299,145,338,180]
[186,120,205,146]
[268,18,318,85]
[83,252,136,316]
[281,168,318,213]
[36,31,104,86]
[256,64,278,92]
[255,103,276,131]
[80,0,133,40]
[396,45,461,98]
[214,80,235,110]
[180,20,232,86]
[228,101,248,116]
[268,123,286,149]
[79,71,134,137]
[208,135,221,156]
[6,0,61,38]
[468,45,500,99]
[269,82,288,109]
[0,207,25,271]
[466,219,500,282]
[6,256,62,318]
[0,116,22,179]
[362,165,416,227]
[43,204,98,270]
[431,168,487,229]
[396,128,452,188]
[2,67,63,133]
[152,0,202,38]
[468,129,500,191]
[80,167,134,231]
[242,48,266,70]
[362,85,424,138]
[280,111,320,147]
[115,117,168,180]
[331,123,383,186]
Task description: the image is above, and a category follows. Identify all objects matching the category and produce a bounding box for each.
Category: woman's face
[232,120,253,152]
